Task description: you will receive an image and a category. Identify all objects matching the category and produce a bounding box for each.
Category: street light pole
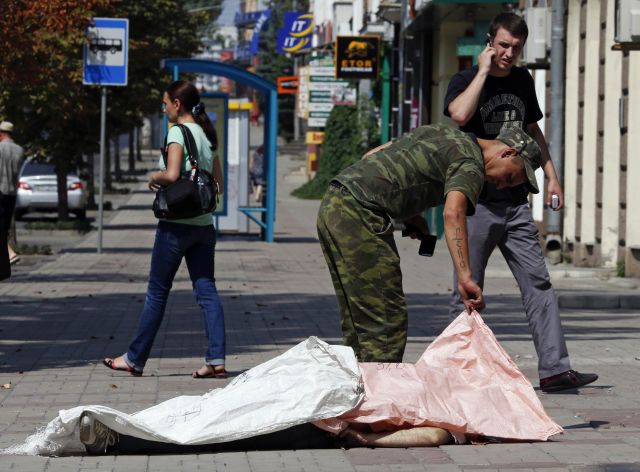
[293,0,300,141]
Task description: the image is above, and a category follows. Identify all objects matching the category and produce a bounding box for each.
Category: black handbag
[152,124,218,220]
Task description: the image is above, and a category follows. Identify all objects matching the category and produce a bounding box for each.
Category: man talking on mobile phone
[444,12,597,393]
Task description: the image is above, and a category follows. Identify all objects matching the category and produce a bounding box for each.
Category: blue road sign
[83,18,129,86]
[277,12,313,54]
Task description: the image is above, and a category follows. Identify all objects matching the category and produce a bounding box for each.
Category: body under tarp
[2,312,561,456]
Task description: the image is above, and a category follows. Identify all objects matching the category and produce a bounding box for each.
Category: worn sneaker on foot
[79,412,118,454]
[540,370,598,393]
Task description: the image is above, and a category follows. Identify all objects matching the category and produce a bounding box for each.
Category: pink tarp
[317,311,563,441]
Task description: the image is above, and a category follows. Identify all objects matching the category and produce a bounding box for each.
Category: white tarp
[2,337,364,456]
[3,313,564,456]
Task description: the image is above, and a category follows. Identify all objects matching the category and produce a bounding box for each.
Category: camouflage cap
[496,127,543,194]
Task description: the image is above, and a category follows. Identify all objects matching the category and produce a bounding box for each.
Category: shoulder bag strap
[161,132,169,168]
[175,124,199,171]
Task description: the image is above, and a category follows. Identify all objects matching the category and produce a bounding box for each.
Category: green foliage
[100,0,210,135]
[617,260,626,278]
[0,0,207,220]
[292,97,380,199]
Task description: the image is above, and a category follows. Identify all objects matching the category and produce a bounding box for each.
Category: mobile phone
[551,194,560,210]
[485,36,493,48]
[401,224,437,256]
[419,235,438,257]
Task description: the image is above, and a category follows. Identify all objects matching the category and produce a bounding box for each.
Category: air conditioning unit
[522,7,549,64]
[615,0,640,43]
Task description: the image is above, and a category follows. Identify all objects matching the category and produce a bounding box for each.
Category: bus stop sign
[83,18,129,86]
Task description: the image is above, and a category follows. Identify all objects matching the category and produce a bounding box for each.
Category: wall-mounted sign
[334,35,380,80]
[277,76,299,94]
[277,12,313,54]
[306,131,325,144]
[249,10,271,54]
[307,64,356,128]
[297,66,310,119]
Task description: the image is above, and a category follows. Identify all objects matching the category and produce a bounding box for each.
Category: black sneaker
[79,412,119,454]
[540,370,598,393]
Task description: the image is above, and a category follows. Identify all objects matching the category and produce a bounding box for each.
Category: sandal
[192,365,227,379]
[103,357,142,377]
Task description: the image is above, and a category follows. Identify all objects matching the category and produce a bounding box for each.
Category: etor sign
[334,35,380,80]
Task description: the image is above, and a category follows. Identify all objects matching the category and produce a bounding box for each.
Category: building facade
[563,0,640,275]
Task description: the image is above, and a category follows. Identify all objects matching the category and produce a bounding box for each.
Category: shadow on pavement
[115,204,153,211]
[61,247,153,254]
[274,236,320,244]
[1,289,638,374]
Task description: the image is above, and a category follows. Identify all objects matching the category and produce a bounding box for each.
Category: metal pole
[293,0,299,141]
[265,89,278,243]
[293,57,300,141]
[397,0,407,136]
[97,87,107,253]
[381,50,391,144]
[547,0,565,234]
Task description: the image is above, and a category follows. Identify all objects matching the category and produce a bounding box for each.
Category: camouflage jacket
[334,124,485,220]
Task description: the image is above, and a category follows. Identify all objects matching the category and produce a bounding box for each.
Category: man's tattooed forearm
[453,227,466,269]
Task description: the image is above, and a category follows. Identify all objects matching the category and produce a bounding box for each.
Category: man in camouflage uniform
[317,124,543,362]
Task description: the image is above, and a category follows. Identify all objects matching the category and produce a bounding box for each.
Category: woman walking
[104,80,226,378]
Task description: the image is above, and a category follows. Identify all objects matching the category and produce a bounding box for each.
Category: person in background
[249,145,265,202]
[444,12,597,393]
[0,120,25,266]
[103,80,227,379]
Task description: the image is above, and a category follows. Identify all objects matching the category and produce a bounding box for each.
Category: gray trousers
[449,201,571,379]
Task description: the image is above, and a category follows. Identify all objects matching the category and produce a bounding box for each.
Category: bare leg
[341,426,453,448]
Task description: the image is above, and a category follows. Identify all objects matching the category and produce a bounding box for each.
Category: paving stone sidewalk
[0,150,639,471]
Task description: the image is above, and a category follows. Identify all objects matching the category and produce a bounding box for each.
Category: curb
[557,292,640,309]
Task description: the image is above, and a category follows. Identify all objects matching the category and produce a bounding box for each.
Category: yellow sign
[335,35,380,80]
[306,131,325,144]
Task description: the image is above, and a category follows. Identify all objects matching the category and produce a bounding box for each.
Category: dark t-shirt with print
[444,65,542,204]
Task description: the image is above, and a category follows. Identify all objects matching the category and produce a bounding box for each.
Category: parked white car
[15,158,88,219]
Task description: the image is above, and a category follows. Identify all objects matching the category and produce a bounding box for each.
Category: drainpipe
[545,0,565,259]
[397,0,407,136]
[381,49,391,143]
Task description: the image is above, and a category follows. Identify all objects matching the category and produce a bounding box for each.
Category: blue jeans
[124,221,225,372]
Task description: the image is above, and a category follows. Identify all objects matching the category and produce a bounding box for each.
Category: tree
[0,0,111,219]
[292,98,379,199]
[96,0,210,182]
[0,0,211,220]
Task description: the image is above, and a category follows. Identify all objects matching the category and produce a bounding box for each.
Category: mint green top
[159,122,215,226]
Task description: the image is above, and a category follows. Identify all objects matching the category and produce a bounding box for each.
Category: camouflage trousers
[317,182,407,362]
